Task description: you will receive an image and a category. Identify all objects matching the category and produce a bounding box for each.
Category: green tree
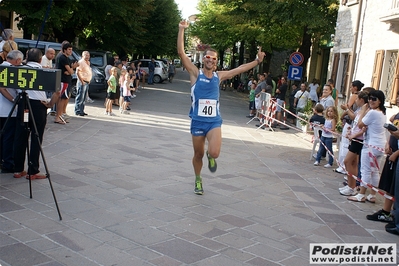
[0,0,181,57]
[193,0,338,70]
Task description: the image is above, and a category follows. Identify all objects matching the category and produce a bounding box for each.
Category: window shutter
[331,53,340,84]
[343,53,353,97]
[371,50,384,90]
[390,51,399,104]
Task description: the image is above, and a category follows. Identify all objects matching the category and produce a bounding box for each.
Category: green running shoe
[194,181,204,195]
[206,151,217,173]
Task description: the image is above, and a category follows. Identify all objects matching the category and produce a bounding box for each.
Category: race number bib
[198,99,217,117]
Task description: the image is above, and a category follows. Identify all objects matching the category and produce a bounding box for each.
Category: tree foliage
[0,0,181,57]
[192,0,338,68]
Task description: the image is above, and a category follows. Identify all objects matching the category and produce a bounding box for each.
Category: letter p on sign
[288,65,303,81]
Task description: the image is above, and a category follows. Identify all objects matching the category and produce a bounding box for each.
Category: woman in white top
[348,90,387,203]
[319,84,335,109]
[308,78,319,103]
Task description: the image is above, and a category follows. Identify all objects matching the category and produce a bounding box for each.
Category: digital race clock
[0,65,61,91]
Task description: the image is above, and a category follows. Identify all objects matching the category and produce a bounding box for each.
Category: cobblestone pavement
[1,70,398,265]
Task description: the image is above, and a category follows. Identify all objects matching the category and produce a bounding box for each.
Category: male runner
[177,20,265,195]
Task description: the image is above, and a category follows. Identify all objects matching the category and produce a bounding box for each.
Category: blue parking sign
[288,65,303,81]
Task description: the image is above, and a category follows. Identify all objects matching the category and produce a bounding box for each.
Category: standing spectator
[288,83,299,122]
[40,48,56,115]
[246,81,257,118]
[118,69,127,111]
[55,41,78,124]
[134,61,142,91]
[339,91,368,196]
[121,72,133,114]
[313,106,338,168]
[335,80,364,174]
[327,78,338,106]
[105,57,115,82]
[274,77,288,129]
[366,111,399,222]
[348,90,387,203]
[308,78,319,104]
[0,50,23,173]
[75,51,92,116]
[40,48,55,68]
[168,61,176,82]
[254,74,266,109]
[110,60,122,107]
[0,40,18,64]
[105,67,117,116]
[121,56,128,70]
[0,29,14,53]
[148,58,155,84]
[13,48,60,179]
[385,127,399,235]
[319,84,335,110]
[293,83,310,113]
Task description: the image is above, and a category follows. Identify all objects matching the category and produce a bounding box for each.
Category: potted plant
[296,100,313,133]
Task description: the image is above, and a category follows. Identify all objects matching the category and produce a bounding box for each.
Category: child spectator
[246,81,257,118]
[309,104,325,137]
[105,67,117,116]
[121,72,133,114]
[119,69,127,112]
[314,106,338,168]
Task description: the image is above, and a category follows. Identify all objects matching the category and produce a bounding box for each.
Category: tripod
[0,91,62,220]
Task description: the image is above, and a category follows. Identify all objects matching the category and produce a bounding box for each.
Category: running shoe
[194,181,204,195]
[366,209,393,223]
[206,151,217,173]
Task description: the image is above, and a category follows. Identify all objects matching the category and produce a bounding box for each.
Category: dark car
[11,38,107,96]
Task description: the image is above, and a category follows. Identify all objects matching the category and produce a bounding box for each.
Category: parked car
[11,38,107,96]
[132,59,168,83]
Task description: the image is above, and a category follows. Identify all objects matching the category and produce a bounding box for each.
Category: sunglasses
[369,96,378,101]
[204,55,217,61]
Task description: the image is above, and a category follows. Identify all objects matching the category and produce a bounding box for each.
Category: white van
[133,59,168,83]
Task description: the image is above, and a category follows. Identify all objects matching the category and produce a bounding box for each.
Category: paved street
[1,69,398,266]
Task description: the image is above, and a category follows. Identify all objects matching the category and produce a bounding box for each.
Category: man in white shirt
[41,48,56,115]
[40,48,55,69]
[294,83,310,113]
[13,48,59,180]
[0,50,23,173]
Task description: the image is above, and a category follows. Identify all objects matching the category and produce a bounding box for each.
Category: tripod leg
[25,96,62,220]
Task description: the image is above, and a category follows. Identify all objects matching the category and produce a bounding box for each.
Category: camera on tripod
[0,64,61,91]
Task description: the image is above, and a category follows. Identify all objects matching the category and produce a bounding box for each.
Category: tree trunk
[218,49,225,69]
[298,26,312,82]
[239,40,245,65]
[230,43,237,69]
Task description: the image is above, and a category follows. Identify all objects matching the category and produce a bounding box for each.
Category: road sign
[288,65,303,81]
[289,52,304,66]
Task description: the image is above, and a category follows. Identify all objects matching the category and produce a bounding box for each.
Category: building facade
[332,0,399,116]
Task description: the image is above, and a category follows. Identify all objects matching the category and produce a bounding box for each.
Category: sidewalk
[0,70,398,265]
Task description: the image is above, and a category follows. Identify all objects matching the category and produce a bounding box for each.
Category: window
[376,49,399,105]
